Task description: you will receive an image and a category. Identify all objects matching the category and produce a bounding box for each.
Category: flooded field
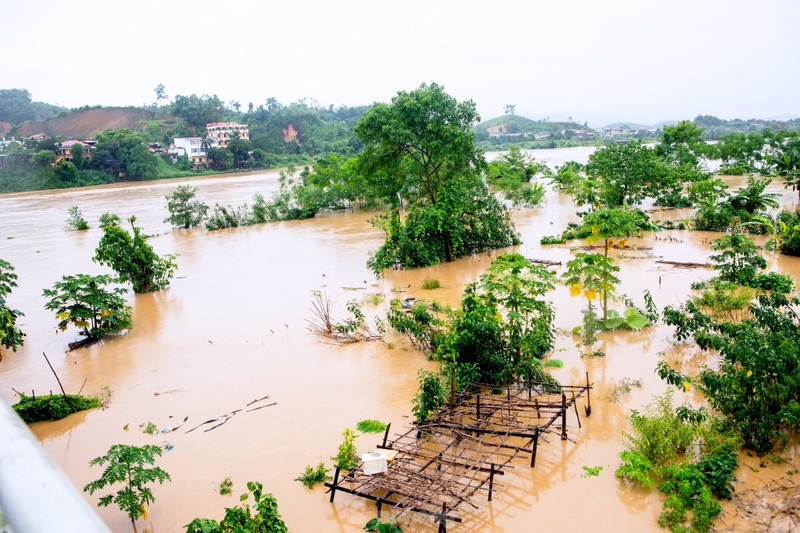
[1,146,798,532]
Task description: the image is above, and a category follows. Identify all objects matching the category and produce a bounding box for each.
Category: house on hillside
[169,137,209,166]
[205,122,249,148]
[56,140,94,163]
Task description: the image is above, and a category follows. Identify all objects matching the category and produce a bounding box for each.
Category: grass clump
[421,277,441,290]
[356,419,387,433]
[294,463,330,489]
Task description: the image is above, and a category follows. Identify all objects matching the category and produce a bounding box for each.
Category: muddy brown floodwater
[1,146,798,532]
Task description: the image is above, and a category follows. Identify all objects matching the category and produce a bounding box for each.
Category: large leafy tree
[586,141,666,207]
[94,216,177,293]
[92,129,158,181]
[83,444,171,529]
[355,82,518,271]
[0,259,25,357]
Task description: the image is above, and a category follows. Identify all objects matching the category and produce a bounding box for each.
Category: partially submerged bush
[13,393,100,423]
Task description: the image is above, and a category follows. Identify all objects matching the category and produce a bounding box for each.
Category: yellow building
[205,122,249,148]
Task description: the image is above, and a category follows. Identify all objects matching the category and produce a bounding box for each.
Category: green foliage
[586,141,667,207]
[139,421,158,434]
[364,517,404,533]
[93,128,158,181]
[486,146,549,207]
[0,259,25,355]
[616,391,738,532]
[540,234,566,245]
[580,465,603,477]
[709,230,766,286]
[562,251,620,322]
[479,253,556,368]
[356,83,519,272]
[294,463,330,489]
[219,477,233,495]
[83,444,171,527]
[99,212,120,228]
[42,273,132,339]
[421,277,440,290]
[13,393,100,423]
[165,185,208,228]
[332,428,359,470]
[94,216,177,293]
[602,307,650,330]
[356,419,387,433]
[412,370,446,423]
[624,390,699,466]
[386,298,446,353]
[664,292,800,454]
[64,205,89,231]
[185,481,288,533]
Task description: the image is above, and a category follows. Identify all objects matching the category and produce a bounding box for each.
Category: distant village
[0,122,249,169]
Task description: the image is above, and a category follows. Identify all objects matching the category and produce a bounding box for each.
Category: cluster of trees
[0,88,63,124]
[1,214,177,356]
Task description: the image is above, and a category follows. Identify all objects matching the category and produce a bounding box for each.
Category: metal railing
[0,398,110,532]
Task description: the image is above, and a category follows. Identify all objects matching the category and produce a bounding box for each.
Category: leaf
[626,314,649,330]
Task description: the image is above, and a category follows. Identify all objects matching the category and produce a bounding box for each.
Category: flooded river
[0,146,797,532]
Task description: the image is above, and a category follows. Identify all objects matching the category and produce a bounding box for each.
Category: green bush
[294,463,330,489]
[185,481,287,533]
[421,277,440,290]
[356,419,387,433]
[13,393,100,423]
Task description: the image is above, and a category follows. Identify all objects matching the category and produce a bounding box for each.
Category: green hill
[476,115,592,135]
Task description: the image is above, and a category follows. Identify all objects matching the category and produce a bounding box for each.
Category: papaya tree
[0,259,24,357]
[84,444,171,529]
[578,208,641,319]
[42,274,131,340]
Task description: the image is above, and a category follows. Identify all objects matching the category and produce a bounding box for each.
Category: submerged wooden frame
[325,375,592,532]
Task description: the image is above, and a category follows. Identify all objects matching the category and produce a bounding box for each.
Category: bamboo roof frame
[325,375,593,532]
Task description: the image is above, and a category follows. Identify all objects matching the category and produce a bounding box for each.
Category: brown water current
[1,147,798,532]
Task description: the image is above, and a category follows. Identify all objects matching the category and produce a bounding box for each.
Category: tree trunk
[444,232,454,262]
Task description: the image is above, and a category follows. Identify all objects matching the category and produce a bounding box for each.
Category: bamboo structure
[325,376,592,531]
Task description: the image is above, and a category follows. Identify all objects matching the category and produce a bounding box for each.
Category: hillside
[14,107,174,138]
[476,115,592,135]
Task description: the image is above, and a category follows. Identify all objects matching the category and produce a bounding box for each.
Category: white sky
[4,0,799,126]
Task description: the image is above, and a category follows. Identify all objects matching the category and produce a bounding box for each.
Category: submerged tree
[42,274,131,340]
[0,259,24,357]
[164,185,208,228]
[355,82,519,273]
[94,216,177,293]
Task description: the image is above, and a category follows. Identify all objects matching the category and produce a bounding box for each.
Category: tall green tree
[355,82,518,271]
[94,216,177,293]
[83,444,171,529]
[586,141,666,207]
[93,129,158,181]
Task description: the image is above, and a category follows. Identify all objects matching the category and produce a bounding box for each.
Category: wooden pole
[561,393,568,440]
[329,467,340,503]
[530,430,539,468]
[43,353,74,414]
[381,423,392,449]
[585,371,592,416]
[488,463,495,501]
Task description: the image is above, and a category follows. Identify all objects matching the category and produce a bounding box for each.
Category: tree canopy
[355,83,519,272]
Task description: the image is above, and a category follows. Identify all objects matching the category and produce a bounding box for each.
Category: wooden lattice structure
[325,376,593,531]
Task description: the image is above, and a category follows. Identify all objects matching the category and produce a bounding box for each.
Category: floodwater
[0,146,798,532]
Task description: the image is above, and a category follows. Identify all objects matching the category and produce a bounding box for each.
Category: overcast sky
[5,0,799,126]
